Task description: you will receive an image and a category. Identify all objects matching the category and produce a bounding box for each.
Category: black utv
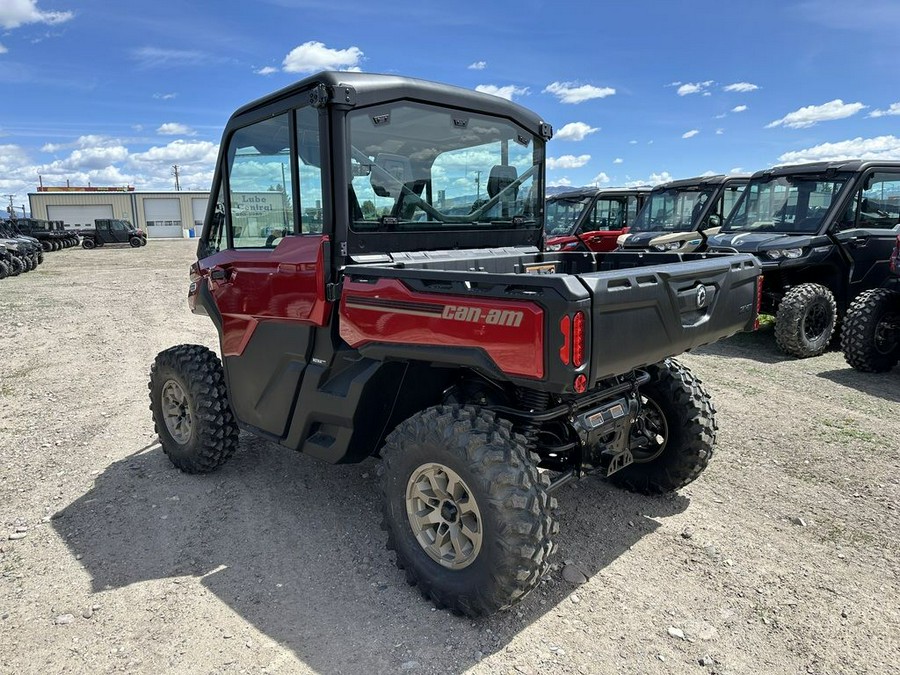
[841,233,900,372]
[707,160,900,358]
[13,218,72,251]
[79,219,148,249]
[0,222,41,272]
[619,174,749,253]
[0,243,12,279]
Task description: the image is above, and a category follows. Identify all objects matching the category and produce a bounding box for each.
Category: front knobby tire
[611,359,717,495]
[774,283,837,358]
[841,288,900,373]
[148,344,239,473]
[380,405,558,617]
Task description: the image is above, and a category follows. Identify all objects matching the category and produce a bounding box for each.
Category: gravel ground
[1,240,898,675]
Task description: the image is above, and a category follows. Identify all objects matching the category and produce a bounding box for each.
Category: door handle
[210,267,231,281]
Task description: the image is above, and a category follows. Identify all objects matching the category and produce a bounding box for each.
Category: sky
[2,0,900,214]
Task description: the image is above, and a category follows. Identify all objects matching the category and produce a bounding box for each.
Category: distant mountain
[546,185,587,196]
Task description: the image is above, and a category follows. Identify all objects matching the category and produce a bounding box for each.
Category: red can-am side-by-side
[150,71,761,617]
[543,187,651,253]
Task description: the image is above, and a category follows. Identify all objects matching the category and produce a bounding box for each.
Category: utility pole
[474,170,482,200]
[4,194,15,220]
[172,165,181,191]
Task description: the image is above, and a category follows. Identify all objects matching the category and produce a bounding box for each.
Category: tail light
[573,311,586,367]
[558,315,571,365]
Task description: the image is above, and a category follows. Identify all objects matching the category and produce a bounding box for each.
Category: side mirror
[370,153,413,198]
[705,214,721,229]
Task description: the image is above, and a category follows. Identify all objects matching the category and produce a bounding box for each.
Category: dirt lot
[0,240,898,675]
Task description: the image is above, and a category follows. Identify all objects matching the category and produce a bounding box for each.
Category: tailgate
[579,254,760,382]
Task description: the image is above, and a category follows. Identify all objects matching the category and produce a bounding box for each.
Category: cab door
[195,105,331,438]
[834,170,900,300]
[110,220,129,243]
[578,197,628,252]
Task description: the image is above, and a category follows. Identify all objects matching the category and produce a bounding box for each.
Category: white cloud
[555,122,599,141]
[256,66,278,76]
[130,139,219,165]
[0,43,7,54]
[716,128,725,135]
[676,81,714,96]
[475,84,528,101]
[625,171,673,188]
[41,145,130,172]
[589,172,610,186]
[0,1,73,29]
[777,135,900,164]
[613,158,623,164]
[723,82,759,93]
[468,61,486,70]
[868,102,900,118]
[731,105,748,113]
[131,47,221,69]
[543,81,615,104]
[628,140,638,145]
[156,122,196,136]
[766,99,866,129]
[547,154,591,170]
[730,167,744,174]
[153,92,177,100]
[548,177,572,188]
[682,129,700,139]
[714,113,727,119]
[700,171,717,177]
[282,41,363,74]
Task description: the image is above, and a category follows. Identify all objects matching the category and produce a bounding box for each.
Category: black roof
[653,174,750,191]
[548,186,653,201]
[231,71,552,138]
[755,160,900,178]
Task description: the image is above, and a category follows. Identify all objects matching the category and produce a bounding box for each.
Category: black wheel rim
[803,302,830,341]
[874,313,900,355]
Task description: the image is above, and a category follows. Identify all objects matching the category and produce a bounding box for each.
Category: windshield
[347,102,542,232]
[724,175,849,233]
[630,187,716,233]
[545,197,589,236]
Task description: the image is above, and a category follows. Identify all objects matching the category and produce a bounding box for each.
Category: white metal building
[28,189,211,239]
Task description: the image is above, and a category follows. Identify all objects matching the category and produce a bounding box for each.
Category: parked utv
[10,217,70,252]
[618,174,749,253]
[79,219,147,249]
[544,187,650,252]
[707,161,900,358]
[840,233,900,372]
[0,221,41,272]
[0,243,12,279]
[149,71,761,617]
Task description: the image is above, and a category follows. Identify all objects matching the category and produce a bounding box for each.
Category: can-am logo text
[442,305,524,327]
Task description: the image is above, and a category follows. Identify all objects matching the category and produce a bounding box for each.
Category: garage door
[143,198,183,238]
[47,204,113,230]
[191,198,209,237]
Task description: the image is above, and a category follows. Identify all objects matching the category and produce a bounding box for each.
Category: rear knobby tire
[380,405,558,617]
[9,257,23,276]
[0,260,8,279]
[774,283,837,358]
[148,344,239,473]
[611,359,717,495]
[82,238,95,249]
[841,288,900,373]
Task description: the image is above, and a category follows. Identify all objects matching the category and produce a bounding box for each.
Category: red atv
[544,187,650,253]
[149,71,761,616]
[841,233,900,371]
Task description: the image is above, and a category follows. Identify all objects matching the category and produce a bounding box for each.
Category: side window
[296,106,325,234]
[111,221,125,233]
[858,172,900,229]
[626,196,638,226]
[227,114,294,248]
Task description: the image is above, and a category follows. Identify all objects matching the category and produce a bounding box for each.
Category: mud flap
[605,448,634,477]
